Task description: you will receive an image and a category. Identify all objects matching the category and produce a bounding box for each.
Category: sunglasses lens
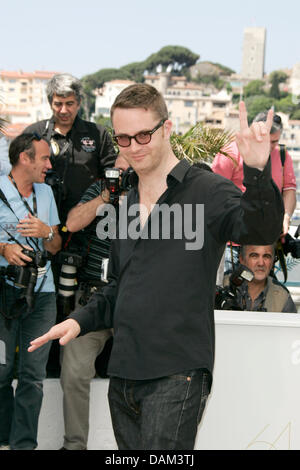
[135,132,151,145]
[115,136,130,147]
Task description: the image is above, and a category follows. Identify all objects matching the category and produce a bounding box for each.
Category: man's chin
[254,272,268,282]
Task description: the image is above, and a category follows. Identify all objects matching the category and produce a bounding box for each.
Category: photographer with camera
[212,112,297,272]
[0,133,61,450]
[23,73,116,225]
[58,153,129,450]
[23,73,116,375]
[222,244,297,313]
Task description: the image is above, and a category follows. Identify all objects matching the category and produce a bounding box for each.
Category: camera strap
[9,173,37,217]
[0,182,39,252]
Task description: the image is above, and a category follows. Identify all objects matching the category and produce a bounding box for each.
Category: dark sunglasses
[22,132,42,151]
[113,118,167,148]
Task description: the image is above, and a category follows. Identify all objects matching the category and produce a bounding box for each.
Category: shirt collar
[131,158,191,189]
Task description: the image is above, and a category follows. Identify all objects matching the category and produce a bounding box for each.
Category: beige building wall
[0,70,55,123]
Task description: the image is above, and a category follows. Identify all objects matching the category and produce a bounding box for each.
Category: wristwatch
[45,226,54,242]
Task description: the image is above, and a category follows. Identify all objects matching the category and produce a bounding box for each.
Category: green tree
[276,94,297,115]
[290,107,300,120]
[243,80,266,98]
[144,45,199,73]
[269,70,288,99]
[244,95,274,123]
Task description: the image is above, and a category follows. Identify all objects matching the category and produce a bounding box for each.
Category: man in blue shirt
[0,133,61,450]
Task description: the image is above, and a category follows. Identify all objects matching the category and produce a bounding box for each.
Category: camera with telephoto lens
[102,167,134,204]
[0,248,48,311]
[282,226,300,259]
[56,244,85,318]
[215,264,254,311]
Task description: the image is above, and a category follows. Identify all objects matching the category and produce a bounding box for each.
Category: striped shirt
[78,181,111,281]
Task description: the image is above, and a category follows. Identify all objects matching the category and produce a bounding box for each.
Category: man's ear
[164,119,173,139]
[19,151,33,165]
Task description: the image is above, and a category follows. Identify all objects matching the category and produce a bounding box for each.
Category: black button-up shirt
[24,116,116,223]
[70,158,284,380]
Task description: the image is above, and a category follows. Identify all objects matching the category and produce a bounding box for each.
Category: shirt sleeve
[48,187,60,226]
[207,158,284,245]
[282,294,298,313]
[69,237,119,332]
[79,182,101,205]
[282,150,297,191]
[212,152,236,180]
[97,126,117,170]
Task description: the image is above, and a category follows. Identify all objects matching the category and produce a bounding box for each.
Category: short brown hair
[110,83,168,121]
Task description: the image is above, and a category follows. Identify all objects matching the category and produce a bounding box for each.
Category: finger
[239,101,249,132]
[60,330,76,346]
[265,108,274,133]
[251,122,263,142]
[28,332,52,352]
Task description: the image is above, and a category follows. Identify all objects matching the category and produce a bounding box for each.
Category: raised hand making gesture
[236,101,273,170]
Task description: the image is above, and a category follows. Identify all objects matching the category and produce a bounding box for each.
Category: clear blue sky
[2,0,300,79]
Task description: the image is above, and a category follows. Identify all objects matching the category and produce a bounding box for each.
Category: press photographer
[0,133,61,450]
[217,244,297,313]
[23,73,116,226]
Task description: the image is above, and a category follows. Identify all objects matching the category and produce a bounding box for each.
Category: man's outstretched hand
[28,319,81,352]
[236,101,273,170]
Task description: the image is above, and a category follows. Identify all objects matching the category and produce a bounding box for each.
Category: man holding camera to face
[0,133,61,450]
[59,153,129,451]
[23,73,117,374]
[221,244,297,313]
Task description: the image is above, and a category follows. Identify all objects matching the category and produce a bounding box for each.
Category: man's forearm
[282,189,296,218]
[66,195,106,232]
[43,227,62,255]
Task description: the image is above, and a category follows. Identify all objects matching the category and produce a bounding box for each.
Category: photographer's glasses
[22,132,42,152]
[113,118,167,148]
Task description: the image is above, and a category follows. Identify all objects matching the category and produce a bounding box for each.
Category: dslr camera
[215,264,254,311]
[0,248,48,311]
[282,226,300,259]
[102,167,134,204]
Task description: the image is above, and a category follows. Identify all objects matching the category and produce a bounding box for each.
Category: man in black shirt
[29,84,284,450]
[24,73,116,225]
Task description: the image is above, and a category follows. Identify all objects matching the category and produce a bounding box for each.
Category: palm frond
[170,122,236,164]
[0,117,7,134]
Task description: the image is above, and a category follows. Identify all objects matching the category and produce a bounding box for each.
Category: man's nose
[129,138,142,152]
[60,104,68,114]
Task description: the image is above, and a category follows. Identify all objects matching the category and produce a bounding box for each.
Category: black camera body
[0,248,48,311]
[102,167,134,204]
[215,264,254,311]
[45,169,62,188]
[56,250,83,268]
[282,232,300,259]
[22,248,48,269]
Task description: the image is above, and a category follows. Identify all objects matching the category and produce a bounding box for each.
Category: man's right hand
[3,243,34,266]
[28,319,81,352]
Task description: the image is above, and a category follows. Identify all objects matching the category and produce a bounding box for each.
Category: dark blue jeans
[108,369,211,450]
[0,285,56,449]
